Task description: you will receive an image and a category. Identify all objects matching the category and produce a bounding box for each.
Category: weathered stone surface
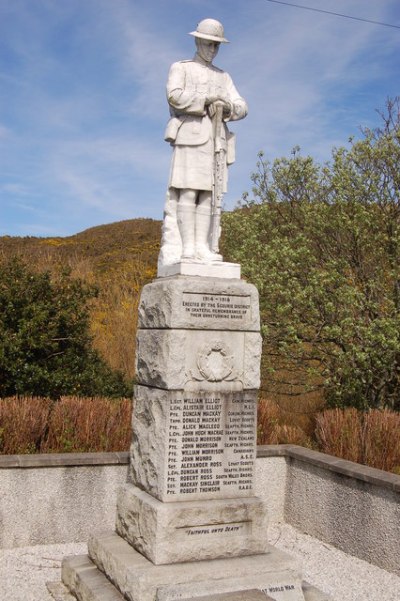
[60,556,332,601]
[62,554,126,601]
[129,388,258,502]
[47,581,77,601]
[243,333,262,390]
[136,330,261,391]
[177,591,275,601]
[158,262,241,279]
[116,485,268,564]
[136,330,187,389]
[138,277,259,332]
[85,531,306,601]
[60,555,332,601]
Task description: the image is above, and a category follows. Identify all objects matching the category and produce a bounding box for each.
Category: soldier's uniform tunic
[165,56,248,192]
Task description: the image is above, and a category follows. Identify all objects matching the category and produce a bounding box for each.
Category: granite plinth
[50,276,330,601]
[116,484,268,564]
[177,586,332,601]
[132,277,261,508]
[138,277,259,332]
[157,262,241,279]
[52,575,331,601]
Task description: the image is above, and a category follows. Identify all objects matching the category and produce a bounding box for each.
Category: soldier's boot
[177,203,196,259]
[195,206,222,262]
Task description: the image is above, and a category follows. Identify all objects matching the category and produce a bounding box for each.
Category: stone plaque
[129,387,258,503]
[182,293,251,323]
[180,521,251,539]
[165,393,256,501]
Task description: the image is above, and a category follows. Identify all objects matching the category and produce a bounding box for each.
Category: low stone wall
[0,451,287,550]
[258,445,400,577]
[0,452,129,549]
[0,446,399,576]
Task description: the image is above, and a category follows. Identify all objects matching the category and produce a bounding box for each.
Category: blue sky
[1,0,399,237]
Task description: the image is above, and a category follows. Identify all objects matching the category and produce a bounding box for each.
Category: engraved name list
[165,394,256,501]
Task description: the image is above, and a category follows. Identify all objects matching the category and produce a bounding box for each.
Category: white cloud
[1,183,31,196]
[222,0,400,164]
[1,0,399,235]
[0,124,10,140]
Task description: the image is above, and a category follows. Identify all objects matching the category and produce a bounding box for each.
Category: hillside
[0,218,161,274]
[0,219,162,379]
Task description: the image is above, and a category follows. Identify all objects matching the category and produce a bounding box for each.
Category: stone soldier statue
[158,18,248,271]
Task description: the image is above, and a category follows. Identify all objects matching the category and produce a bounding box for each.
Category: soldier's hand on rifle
[207,97,232,119]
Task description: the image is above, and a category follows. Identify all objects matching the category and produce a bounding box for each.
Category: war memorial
[50,19,331,601]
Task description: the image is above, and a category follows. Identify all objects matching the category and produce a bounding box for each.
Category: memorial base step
[49,574,332,601]
[55,535,332,601]
[116,484,268,564]
[60,530,313,601]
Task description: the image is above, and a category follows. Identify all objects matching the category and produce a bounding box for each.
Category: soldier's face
[196,39,220,63]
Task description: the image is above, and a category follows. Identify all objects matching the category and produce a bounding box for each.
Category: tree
[0,259,132,398]
[222,99,400,410]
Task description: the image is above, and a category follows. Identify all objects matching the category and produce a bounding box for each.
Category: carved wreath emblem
[194,340,237,382]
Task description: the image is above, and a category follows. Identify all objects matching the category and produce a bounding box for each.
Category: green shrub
[0,259,132,398]
[222,99,400,411]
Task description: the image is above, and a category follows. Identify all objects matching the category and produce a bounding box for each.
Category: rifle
[211,103,224,254]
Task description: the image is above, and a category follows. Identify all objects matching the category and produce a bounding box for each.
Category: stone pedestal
[117,276,267,568]
[52,275,331,601]
[116,485,268,565]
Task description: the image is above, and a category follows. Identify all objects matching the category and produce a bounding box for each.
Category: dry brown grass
[0,396,52,454]
[257,398,313,447]
[362,410,400,472]
[1,396,399,474]
[42,396,133,453]
[316,408,400,473]
[315,407,363,463]
[0,396,132,454]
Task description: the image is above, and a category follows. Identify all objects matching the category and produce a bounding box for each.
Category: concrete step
[52,532,332,601]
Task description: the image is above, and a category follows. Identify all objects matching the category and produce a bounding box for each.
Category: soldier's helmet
[189,19,229,43]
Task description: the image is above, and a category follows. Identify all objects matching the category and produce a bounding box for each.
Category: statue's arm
[223,73,248,122]
[167,62,206,115]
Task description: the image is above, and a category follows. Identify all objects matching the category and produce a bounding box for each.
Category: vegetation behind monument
[0,102,399,468]
[0,218,161,385]
[223,99,400,414]
[0,259,131,399]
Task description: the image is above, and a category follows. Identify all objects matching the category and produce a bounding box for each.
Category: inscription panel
[182,293,251,323]
[164,393,257,501]
[180,522,250,539]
